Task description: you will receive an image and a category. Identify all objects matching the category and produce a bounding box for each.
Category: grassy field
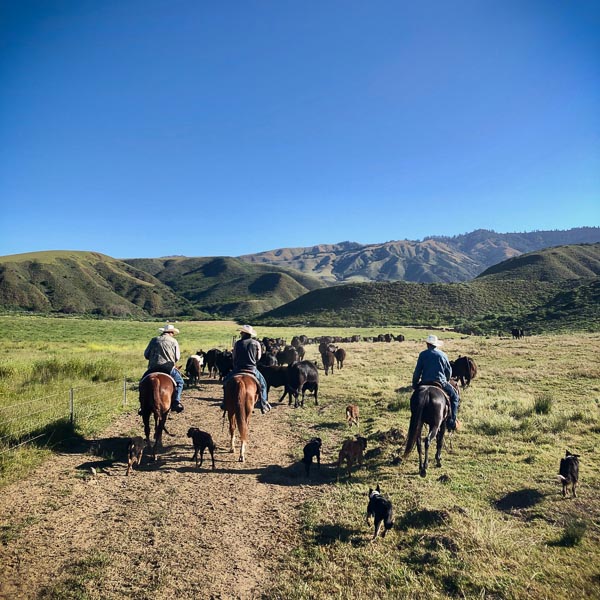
[0,316,599,598]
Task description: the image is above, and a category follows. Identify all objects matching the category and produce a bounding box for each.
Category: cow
[450,356,477,388]
[334,348,346,369]
[257,364,290,401]
[185,352,205,386]
[258,352,278,367]
[511,328,524,339]
[321,349,335,376]
[215,350,233,380]
[204,348,221,378]
[286,360,319,407]
[276,346,298,366]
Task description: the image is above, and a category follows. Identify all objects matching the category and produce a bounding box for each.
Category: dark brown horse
[223,373,259,462]
[139,372,174,461]
[402,384,452,477]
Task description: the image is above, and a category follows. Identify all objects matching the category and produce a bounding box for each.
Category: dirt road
[0,381,317,599]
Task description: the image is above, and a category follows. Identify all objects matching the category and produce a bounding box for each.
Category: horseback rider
[140,323,184,413]
[222,324,271,414]
[412,334,460,430]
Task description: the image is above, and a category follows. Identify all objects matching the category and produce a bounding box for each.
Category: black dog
[187,427,217,470]
[302,437,322,477]
[558,450,580,498]
[126,436,146,476]
[366,485,394,540]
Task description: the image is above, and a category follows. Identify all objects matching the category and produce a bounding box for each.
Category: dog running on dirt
[126,436,146,476]
[366,484,394,541]
[187,427,217,470]
[558,450,580,498]
[302,437,322,477]
[336,435,367,478]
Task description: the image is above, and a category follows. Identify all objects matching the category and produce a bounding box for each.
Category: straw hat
[425,334,443,347]
[239,324,257,337]
[159,324,180,335]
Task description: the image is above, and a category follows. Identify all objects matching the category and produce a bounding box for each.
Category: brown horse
[223,373,259,462]
[139,372,174,461]
[402,383,455,477]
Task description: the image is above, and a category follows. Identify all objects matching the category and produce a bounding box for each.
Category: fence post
[69,388,74,424]
[123,377,127,406]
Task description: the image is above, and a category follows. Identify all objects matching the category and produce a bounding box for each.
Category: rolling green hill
[0,251,202,318]
[123,256,326,318]
[255,244,600,333]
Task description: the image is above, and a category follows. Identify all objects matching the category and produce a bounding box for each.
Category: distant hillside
[124,256,325,319]
[240,227,600,284]
[255,244,600,333]
[0,251,202,318]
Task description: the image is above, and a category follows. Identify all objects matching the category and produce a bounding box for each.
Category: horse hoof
[420,469,427,478]
[436,461,442,468]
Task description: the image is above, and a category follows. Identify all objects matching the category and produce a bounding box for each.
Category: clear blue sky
[1,0,598,258]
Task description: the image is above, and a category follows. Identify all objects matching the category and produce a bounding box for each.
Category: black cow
[257,364,290,401]
[287,360,319,408]
[334,348,346,369]
[277,346,298,366]
[215,350,233,380]
[450,356,477,388]
[204,348,221,378]
[258,352,278,367]
[321,350,335,376]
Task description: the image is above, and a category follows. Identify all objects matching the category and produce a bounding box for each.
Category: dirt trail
[0,381,317,599]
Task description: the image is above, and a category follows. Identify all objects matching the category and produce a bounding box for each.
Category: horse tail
[235,379,249,443]
[151,376,162,418]
[403,388,426,458]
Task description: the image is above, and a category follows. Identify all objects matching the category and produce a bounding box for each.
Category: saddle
[140,372,177,387]
[232,369,261,388]
[417,381,451,408]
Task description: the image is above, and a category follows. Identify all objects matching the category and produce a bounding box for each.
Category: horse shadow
[257,462,338,486]
[313,421,346,431]
[494,488,545,512]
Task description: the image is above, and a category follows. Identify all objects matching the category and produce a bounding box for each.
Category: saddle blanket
[140,372,177,387]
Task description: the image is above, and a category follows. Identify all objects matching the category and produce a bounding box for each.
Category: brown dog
[345,404,359,429]
[187,427,217,470]
[337,435,367,478]
[126,436,146,476]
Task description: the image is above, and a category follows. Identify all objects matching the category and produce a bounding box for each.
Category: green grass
[1,316,599,598]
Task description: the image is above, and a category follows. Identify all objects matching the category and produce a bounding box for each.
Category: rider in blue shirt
[412,334,460,430]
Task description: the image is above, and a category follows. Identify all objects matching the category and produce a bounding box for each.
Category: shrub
[534,392,553,414]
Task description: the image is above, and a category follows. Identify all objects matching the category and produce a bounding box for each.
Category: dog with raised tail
[366,485,394,541]
[557,450,580,498]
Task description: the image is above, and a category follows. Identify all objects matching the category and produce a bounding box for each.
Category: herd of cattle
[184,334,479,410]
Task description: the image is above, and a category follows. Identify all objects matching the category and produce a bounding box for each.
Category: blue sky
[1,0,598,258]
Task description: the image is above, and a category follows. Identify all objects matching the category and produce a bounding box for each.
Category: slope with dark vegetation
[255,244,600,333]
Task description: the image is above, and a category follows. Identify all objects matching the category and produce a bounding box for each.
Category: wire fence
[0,378,133,456]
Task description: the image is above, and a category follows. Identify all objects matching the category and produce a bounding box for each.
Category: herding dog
[558,450,580,498]
[345,404,359,429]
[366,485,394,541]
[337,435,368,478]
[187,427,217,470]
[302,437,322,477]
[126,436,146,476]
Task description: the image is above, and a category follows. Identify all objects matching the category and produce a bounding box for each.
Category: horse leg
[239,440,246,463]
[228,413,236,454]
[435,428,444,468]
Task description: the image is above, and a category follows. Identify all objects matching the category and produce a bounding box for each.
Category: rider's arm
[412,354,423,387]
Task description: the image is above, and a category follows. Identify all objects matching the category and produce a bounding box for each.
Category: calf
[335,348,346,369]
[345,404,359,429]
[337,435,367,478]
[321,350,335,376]
[126,436,146,476]
[302,437,322,477]
[558,450,580,498]
[187,427,217,470]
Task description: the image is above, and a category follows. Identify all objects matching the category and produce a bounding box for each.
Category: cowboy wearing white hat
[412,334,460,430]
[141,323,185,413]
[221,324,271,414]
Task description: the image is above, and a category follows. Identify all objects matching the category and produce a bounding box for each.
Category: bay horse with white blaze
[402,381,459,477]
[224,373,259,462]
[139,372,174,461]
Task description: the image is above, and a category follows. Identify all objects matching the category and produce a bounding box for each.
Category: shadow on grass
[312,524,360,546]
[495,488,544,512]
[397,508,451,529]
[314,421,346,431]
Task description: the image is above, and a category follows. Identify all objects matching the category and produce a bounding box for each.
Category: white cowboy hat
[425,334,443,347]
[159,324,180,334]
[239,324,257,337]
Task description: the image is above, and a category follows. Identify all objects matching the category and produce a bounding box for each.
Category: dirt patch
[0,382,319,599]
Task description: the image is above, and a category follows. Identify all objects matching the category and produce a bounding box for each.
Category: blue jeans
[441,381,459,427]
[223,367,268,408]
[142,367,184,406]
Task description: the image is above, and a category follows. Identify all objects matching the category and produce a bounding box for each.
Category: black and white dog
[366,485,394,540]
[558,450,580,498]
[302,437,322,477]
